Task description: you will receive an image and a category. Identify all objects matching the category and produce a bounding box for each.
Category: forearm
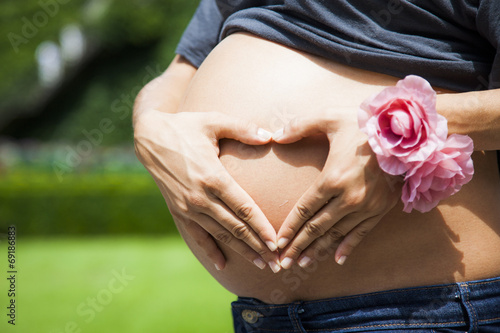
[437,89,500,151]
[133,55,197,126]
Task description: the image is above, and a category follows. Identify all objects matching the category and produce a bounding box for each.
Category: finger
[334,215,381,265]
[288,212,367,269]
[182,218,227,271]
[206,167,279,253]
[203,199,281,269]
[196,213,278,272]
[272,115,330,144]
[279,199,352,263]
[208,113,273,144]
[276,175,341,250]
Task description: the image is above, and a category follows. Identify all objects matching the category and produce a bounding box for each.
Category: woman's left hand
[273,107,402,269]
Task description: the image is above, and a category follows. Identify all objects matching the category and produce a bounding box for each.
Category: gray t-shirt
[176,0,500,92]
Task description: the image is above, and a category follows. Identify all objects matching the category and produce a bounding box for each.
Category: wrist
[435,92,471,137]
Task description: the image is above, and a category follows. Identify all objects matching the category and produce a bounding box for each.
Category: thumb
[209,113,273,145]
[272,115,329,144]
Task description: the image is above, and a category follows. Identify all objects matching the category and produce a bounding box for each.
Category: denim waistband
[232,276,500,332]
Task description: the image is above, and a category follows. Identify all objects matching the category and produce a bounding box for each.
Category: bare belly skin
[177,32,500,304]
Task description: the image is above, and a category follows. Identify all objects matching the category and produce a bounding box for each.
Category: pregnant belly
[177,33,500,303]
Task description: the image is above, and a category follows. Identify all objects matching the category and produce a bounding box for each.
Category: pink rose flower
[401,134,474,213]
[358,75,448,175]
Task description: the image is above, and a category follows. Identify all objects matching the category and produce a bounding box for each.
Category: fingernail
[269,261,281,273]
[272,128,284,140]
[215,264,222,271]
[266,241,278,252]
[277,237,289,249]
[336,255,347,265]
[257,128,272,141]
[253,258,267,270]
[281,257,293,269]
[298,256,312,268]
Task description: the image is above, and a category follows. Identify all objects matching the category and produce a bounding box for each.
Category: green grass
[0,236,236,333]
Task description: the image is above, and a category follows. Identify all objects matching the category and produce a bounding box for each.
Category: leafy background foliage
[0,0,199,235]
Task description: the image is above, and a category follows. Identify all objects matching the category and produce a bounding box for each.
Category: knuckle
[354,226,371,239]
[201,173,225,193]
[255,248,269,257]
[282,223,298,236]
[186,193,207,210]
[214,231,232,245]
[327,227,345,241]
[344,189,366,208]
[324,170,340,185]
[231,224,251,240]
[235,203,253,221]
[296,204,314,220]
[305,221,327,237]
[171,198,190,215]
[288,244,304,258]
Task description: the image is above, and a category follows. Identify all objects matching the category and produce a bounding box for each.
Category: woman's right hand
[134,109,281,272]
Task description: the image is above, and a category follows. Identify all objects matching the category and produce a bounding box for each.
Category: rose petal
[377,154,409,175]
[400,133,474,213]
[390,110,413,137]
[368,87,405,112]
[357,74,473,203]
[429,177,451,192]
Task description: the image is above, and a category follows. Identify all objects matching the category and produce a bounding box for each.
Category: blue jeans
[231,276,500,332]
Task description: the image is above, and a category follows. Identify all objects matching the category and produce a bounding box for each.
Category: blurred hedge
[0,168,178,236]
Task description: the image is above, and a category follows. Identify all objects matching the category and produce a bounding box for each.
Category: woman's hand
[134,109,281,272]
[273,108,402,269]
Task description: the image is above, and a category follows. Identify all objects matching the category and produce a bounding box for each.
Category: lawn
[0,236,235,333]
